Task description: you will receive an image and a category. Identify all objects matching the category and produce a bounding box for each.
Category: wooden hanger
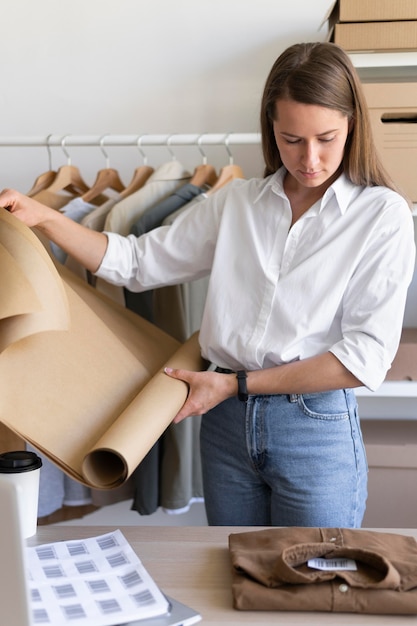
[82,167,125,203]
[204,134,244,194]
[43,136,89,196]
[27,136,57,197]
[119,165,154,199]
[189,163,218,188]
[116,136,155,199]
[184,135,218,190]
[44,163,90,195]
[82,135,139,203]
[27,170,57,197]
[207,163,244,194]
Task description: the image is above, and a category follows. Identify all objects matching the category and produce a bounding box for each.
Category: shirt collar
[255,167,360,216]
[257,167,286,202]
[323,172,360,215]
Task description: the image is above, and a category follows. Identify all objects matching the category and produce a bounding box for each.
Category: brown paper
[0,244,41,319]
[0,208,69,352]
[0,207,205,489]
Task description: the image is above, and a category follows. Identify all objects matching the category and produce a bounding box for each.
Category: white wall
[0,0,331,191]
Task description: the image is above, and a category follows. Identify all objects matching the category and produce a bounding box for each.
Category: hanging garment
[130,411,204,516]
[154,193,211,341]
[81,196,121,232]
[125,183,208,324]
[144,196,210,514]
[151,164,246,341]
[126,188,207,515]
[129,161,217,237]
[28,446,93,518]
[158,410,203,513]
[99,160,191,311]
[130,182,207,236]
[49,197,97,263]
[64,196,124,286]
[104,160,191,236]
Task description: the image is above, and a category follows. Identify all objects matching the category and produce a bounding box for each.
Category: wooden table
[29,525,417,625]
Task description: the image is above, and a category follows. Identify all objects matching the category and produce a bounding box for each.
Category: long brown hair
[260,42,395,191]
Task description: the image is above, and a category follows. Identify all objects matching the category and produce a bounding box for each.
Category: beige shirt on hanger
[104,160,191,236]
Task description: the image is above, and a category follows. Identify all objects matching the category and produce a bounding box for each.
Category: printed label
[307,557,357,571]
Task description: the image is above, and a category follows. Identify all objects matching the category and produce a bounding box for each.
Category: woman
[1,42,415,527]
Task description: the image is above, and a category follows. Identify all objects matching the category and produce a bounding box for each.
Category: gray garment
[129,192,206,516]
[159,414,203,511]
[50,197,96,263]
[152,194,210,341]
[125,184,205,323]
[130,183,205,236]
[27,445,92,518]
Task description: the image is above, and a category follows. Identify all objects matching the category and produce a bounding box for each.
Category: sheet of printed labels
[26,530,170,626]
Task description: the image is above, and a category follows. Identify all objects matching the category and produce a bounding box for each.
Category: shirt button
[330,537,337,542]
[339,584,349,593]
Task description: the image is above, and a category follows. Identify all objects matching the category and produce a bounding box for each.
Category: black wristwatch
[236,370,248,402]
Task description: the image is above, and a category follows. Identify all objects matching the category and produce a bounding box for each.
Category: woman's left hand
[164,367,237,423]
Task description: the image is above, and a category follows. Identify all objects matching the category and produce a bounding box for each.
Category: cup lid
[0,451,42,473]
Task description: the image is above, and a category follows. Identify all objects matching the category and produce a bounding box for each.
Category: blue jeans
[200,389,368,527]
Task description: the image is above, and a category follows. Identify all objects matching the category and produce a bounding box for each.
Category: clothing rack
[0,132,262,522]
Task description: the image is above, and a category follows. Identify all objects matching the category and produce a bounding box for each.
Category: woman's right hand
[0,187,108,273]
[0,188,52,228]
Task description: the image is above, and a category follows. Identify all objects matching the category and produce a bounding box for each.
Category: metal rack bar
[0,133,261,149]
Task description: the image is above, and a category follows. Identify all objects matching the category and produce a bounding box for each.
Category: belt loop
[288,394,298,403]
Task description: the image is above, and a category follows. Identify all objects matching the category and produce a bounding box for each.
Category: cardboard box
[361,81,417,202]
[331,20,417,52]
[362,420,417,527]
[331,0,417,23]
[386,328,417,381]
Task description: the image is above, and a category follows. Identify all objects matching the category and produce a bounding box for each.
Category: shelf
[355,381,417,398]
[350,51,417,81]
[349,50,417,416]
[350,51,417,68]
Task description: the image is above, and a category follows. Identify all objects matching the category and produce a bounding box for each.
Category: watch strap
[236,370,248,402]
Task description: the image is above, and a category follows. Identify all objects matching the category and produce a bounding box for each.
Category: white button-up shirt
[96,168,416,391]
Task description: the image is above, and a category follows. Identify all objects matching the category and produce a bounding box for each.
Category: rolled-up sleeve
[330,204,415,391]
[95,232,142,287]
[95,196,219,291]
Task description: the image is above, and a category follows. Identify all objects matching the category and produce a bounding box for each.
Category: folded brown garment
[229,527,417,614]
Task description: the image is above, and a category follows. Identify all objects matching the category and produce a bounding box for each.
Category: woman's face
[273,99,350,191]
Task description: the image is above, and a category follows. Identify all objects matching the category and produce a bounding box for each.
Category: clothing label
[307,557,357,571]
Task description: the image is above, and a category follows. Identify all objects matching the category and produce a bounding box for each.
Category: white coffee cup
[0,451,42,538]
